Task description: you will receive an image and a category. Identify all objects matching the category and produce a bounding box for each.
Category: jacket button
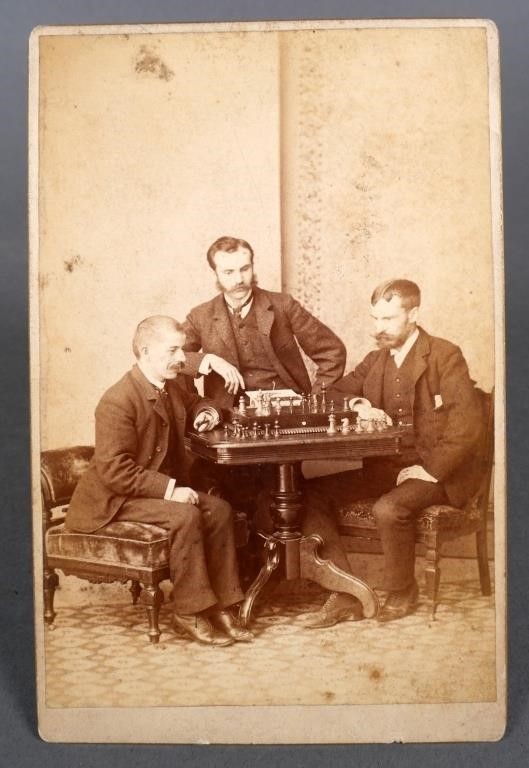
[398,408,403,413]
[156,446,162,452]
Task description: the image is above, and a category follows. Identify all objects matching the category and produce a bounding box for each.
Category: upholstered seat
[41,446,248,643]
[46,521,170,569]
[336,495,483,533]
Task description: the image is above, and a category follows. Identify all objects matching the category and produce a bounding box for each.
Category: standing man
[303,279,483,624]
[181,235,347,407]
[67,316,252,646]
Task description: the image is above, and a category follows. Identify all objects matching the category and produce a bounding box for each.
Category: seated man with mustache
[67,316,252,646]
[302,279,483,625]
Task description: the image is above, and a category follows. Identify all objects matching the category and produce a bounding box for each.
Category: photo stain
[135,46,174,81]
[64,255,82,273]
[369,667,383,682]
[323,691,335,701]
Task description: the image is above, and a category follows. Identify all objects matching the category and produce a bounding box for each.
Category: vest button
[156,446,162,452]
[396,393,401,398]
[398,408,403,413]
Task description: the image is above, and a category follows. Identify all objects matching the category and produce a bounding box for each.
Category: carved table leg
[299,535,379,618]
[43,566,59,626]
[238,538,280,628]
[140,584,164,644]
[242,461,379,625]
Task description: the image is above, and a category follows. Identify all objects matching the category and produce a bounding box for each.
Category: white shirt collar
[137,361,166,391]
[389,328,419,368]
[224,290,254,319]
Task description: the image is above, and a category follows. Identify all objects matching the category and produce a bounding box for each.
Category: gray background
[1,0,527,765]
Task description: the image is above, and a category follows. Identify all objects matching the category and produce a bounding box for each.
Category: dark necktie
[230,293,253,318]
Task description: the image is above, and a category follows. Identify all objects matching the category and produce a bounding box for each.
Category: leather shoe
[210,609,254,642]
[377,580,419,623]
[172,613,235,646]
[303,592,364,629]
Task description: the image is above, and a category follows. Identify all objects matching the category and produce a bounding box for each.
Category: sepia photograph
[29,18,505,743]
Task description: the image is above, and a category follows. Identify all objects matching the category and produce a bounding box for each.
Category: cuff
[349,397,371,411]
[193,406,221,431]
[198,354,214,375]
[164,478,176,500]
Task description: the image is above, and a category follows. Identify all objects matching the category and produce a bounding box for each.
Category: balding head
[133,316,186,383]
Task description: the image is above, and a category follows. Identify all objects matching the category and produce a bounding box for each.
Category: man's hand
[207,354,245,394]
[353,402,393,426]
[396,465,438,486]
[193,408,220,433]
[170,486,199,504]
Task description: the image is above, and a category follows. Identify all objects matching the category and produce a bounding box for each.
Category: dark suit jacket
[182,286,346,408]
[66,365,221,533]
[327,328,483,507]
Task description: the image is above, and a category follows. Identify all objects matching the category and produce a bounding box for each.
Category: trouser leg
[373,479,449,591]
[116,496,243,615]
[195,492,244,610]
[300,468,394,574]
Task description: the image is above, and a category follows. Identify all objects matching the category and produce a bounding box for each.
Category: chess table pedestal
[239,461,379,626]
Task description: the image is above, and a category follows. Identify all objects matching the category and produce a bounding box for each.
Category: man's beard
[375,330,409,349]
[215,274,259,294]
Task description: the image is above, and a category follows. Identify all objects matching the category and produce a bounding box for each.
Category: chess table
[188,418,408,626]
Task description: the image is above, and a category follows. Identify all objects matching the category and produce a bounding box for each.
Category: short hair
[206,236,254,269]
[371,279,421,311]
[132,316,184,359]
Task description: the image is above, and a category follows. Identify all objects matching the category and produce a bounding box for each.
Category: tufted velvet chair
[330,389,494,618]
[41,446,248,643]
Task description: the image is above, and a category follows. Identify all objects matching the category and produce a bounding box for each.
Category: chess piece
[311,394,319,413]
[327,414,338,435]
[366,418,375,433]
[343,397,350,412]
[273,397,282,415]
[255,390,264,416]
[273,419,281,439]
[238,395,246,415]
[264,423,271,439]
[340,417,351,434]
[251,422,259,439]
[321,381,327,412]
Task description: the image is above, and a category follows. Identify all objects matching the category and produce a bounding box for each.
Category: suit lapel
[211,294,240,367]
[363,350,387,407]
[131,364,168,424]
[408,329,430,411]
[253,289,300,391]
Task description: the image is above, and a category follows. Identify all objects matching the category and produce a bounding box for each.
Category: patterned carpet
[44,553,496,709]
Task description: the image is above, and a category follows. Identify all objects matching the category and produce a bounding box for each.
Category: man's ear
[408,306,419,324]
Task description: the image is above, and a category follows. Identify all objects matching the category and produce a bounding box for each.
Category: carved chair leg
[476,527,492,596]
[43,566,59,626]
[129,580,141,605]
[140,584,164,644]
[424,532,441,619]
